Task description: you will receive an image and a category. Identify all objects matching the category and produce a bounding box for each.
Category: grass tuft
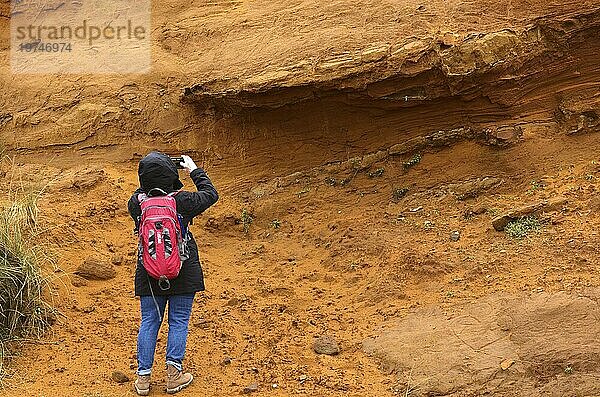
[368,168,385,178]
[0,187,53,381]
[392,187,409,202]
[504,216,541,239]
[403,154,422,170]
[241,208,254,234]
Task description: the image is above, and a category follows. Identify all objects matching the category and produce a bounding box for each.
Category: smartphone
[170,156,185,169]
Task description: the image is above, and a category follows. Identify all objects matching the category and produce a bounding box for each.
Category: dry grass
[0,178,53,382]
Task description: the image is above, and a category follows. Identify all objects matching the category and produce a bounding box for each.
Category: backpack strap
[148,188,168,197]
[140,189,179,200]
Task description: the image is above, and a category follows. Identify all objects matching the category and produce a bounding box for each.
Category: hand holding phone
[170,156,185,169]
[170,155,198,173]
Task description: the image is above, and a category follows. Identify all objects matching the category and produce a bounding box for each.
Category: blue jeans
[137,294,195,375]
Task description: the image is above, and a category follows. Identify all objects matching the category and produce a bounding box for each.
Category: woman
[127,151,218,395]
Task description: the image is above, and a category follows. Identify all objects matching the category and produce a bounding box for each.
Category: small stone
[243,383,259,394]
[450,231,461,242]
[70,275,88,287]
[111,370,130,383]
[221,357,232,366]
[75,256,116,280]
[81,306,95,314]
[194,318,211,328]
[226,297,240,306]
[472,206,487,215]
[111,254,124,266]
[484,125,523,147]
[500,359,515,370]
[313,335,340,355]
[440,31,460,47]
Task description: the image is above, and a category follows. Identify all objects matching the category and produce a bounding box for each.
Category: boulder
[75,256,116,280]
[313,335,341,355]
[111,370,130,383]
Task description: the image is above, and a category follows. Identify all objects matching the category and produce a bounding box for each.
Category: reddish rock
[313,335,341,355]
[75,256,116,280]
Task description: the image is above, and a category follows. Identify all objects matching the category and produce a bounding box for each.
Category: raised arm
[181,167,219,218]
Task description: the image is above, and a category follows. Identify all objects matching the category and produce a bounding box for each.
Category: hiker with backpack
[127,151,218,395]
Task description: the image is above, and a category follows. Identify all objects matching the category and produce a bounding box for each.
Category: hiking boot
[166,364,193,394]
[134,374,150,396]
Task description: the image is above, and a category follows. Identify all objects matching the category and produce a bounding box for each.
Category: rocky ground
[2,0,600,396]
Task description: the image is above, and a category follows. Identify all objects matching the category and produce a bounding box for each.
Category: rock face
[313,335,341,355]
[182,8,600,112]
[363,292,600,396]
[75,256,116,280]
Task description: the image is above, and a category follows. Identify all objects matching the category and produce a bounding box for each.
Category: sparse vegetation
[504,216,541,239]
[349,260,361,271]
[392,187,409,202]
[0,188,53,380]
[526,180,544,195]
[270,219,281,229]
[350,158,361,170]
[423,220,435,230]
[340,177,352,186]
[368,168,385,178]
[324,177,337,186]
[241,208,254,234]
[297,186,311,197]
[403,154,422,170]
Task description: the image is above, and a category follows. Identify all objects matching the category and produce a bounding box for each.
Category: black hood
[138,151,183,193]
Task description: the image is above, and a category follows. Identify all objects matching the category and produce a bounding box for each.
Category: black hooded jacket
[128,152,218,296]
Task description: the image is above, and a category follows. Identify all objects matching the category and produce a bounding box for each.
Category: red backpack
[137,189,188,290]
